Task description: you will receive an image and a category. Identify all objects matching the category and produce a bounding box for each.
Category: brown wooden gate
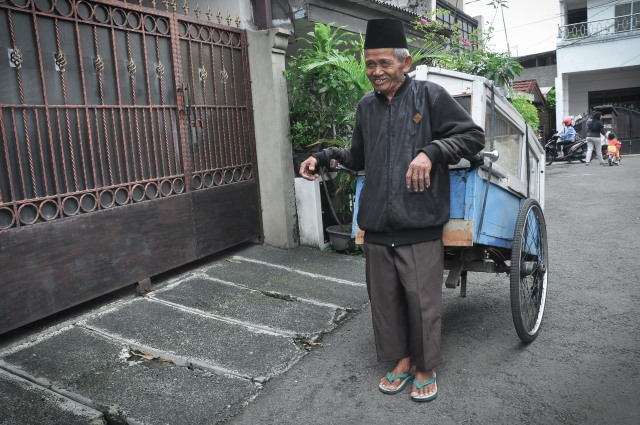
[0,0,262,334]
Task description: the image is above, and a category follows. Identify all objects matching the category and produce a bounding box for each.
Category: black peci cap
[364,18,408,49]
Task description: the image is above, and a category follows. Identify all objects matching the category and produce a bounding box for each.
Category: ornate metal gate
[0,0,262,334]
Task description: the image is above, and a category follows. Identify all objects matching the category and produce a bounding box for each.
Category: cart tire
[510,198,548,343]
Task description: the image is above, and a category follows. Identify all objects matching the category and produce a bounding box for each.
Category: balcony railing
[559,13,640,40]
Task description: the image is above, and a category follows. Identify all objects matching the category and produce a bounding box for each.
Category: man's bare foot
[379,356,415,393]
[410,369,437,400]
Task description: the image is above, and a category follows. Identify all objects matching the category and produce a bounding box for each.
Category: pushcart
[352,67,548,343]
[417,66,548,343]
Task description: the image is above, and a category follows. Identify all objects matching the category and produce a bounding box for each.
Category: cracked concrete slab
[153,275,341,336]
[1,326,258,425]
[229,244,366,284]
[82,298,304,379]
[0,367,104,425]
[201,256,369,310]
[0,244,370,424]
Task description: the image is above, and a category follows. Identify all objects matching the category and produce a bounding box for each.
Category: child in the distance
[606,132,622,164]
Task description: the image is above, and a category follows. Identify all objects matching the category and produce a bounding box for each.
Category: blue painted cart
[353,67,549,342]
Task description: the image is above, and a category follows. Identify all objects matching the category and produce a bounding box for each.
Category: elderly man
[299,18,484,402]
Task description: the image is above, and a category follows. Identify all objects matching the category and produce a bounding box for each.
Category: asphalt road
[229,155,640,425]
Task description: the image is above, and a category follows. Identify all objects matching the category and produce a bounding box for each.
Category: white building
[556,0,640,128]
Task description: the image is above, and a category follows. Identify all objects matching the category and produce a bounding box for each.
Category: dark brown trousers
[363,239,444,371]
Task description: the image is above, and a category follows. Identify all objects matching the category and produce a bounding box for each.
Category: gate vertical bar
[242,30,259,178]
[32,10,61,197]
[93,26,112,187]
[229,34,242,167]
[141,32,153,182]
[54,18,79,193]
[170,14,192,190]
[73,16,92,190]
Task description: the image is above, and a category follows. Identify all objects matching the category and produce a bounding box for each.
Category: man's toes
[424,384,435,396]
[413,384,432,397]
[380,379,395,391]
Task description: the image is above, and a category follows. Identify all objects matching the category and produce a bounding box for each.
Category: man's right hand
[299,156,319,180]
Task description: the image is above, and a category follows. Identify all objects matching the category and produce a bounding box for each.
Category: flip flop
[378,371,415,395]
[410,375,438,402]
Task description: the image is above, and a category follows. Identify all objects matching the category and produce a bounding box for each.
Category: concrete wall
[519,65,557,90]
[555,0,640,127]
[556,34,640,127]
[557,37,640,74]
[247,28,298,249]
[294,178,326,250]
[563,67,640,117]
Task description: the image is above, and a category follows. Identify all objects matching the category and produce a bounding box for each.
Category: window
[485,104,523,178]
[435,0,479,50]
[566,8,588,37]
[615,2,640,32]
[567,8,587,25]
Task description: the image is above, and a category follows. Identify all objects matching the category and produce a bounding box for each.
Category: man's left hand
[406,152,432,192]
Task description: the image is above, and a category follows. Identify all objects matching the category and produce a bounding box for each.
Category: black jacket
[313,76,485,246]
[587,119,605,137]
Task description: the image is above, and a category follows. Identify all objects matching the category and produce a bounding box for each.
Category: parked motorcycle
[545,134,588,165]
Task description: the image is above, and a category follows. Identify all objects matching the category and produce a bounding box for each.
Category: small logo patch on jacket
[412,113,422,124]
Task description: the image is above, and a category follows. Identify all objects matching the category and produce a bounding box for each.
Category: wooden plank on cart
[443,220,474,247]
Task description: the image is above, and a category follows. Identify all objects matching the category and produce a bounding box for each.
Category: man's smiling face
[364,48,412,100]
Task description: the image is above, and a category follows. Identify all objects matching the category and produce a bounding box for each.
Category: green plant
[510,94,540,129]
[444,49,522,87]
[413,11,522,88]
[546,88,556,112]
[285,23,365,153]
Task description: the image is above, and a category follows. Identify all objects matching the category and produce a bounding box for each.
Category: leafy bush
[284,23,366,153]
[546,88,556,111]
[510,94,540,129]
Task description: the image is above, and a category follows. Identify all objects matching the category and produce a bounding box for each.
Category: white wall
[555,0,640,128]
[568,67,640,114]
[587,0,616,20]
[247,28,299,249]
[557,37,640,74]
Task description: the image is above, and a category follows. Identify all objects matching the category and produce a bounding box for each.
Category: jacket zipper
[386,100,392,239]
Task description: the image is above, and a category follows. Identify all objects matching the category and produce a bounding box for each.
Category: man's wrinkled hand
[299,156,319,180]
[406,152,432,192]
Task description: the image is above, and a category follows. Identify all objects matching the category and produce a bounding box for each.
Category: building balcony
[558,13,640,43]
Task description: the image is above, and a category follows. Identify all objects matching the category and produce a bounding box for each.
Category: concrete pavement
[0,244,369,424]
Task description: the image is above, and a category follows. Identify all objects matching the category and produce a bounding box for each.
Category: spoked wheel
[510,198,548,343]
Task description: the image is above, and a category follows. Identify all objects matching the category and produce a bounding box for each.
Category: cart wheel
[510,198,548,343]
